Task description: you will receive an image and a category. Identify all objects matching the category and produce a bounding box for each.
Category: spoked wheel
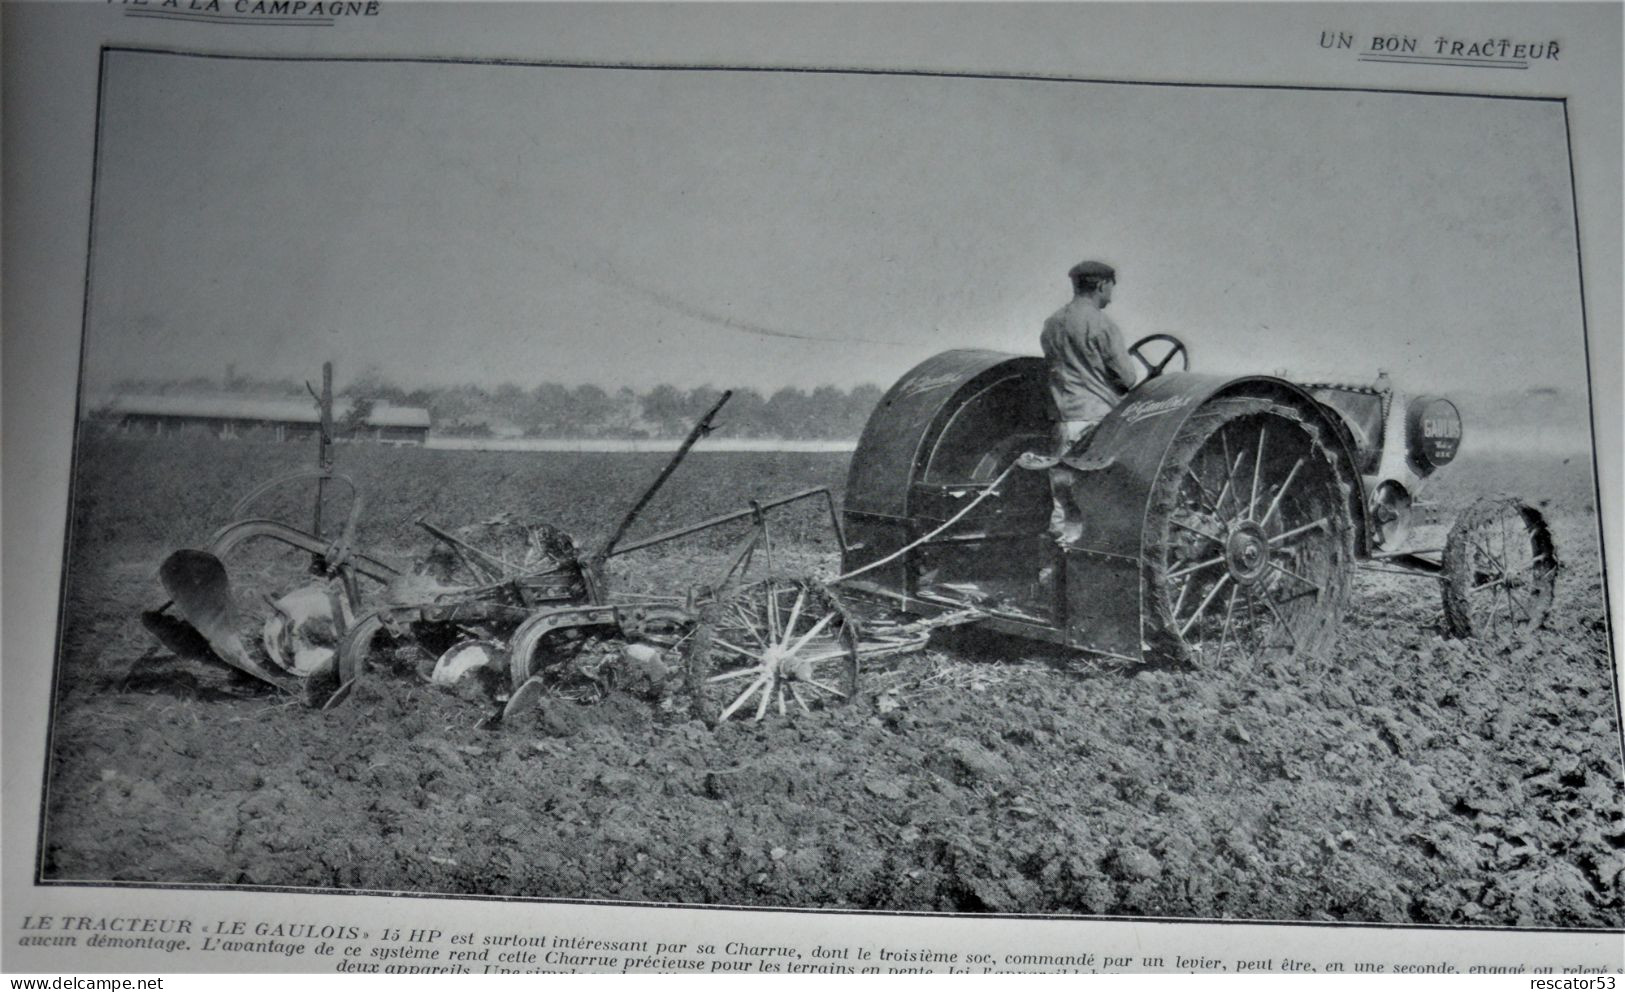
[1144,397,1356,672]
[687,577,859,724]
[1441,496,1558,637]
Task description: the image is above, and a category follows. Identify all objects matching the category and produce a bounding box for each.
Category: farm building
[92,394,432,445]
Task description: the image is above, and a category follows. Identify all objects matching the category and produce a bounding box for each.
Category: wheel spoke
[1259,458,1304,528]
[1217,586,1239,657]
[1168,554,1226,581]
[1503,583,1531,622]
[1179,573,1232,637]
[786,648,852,667]
[1171,517,1225,545]
[1172,575,1192,619]
[1243,587,1261,650]
[802,678,848,699]
[1272,584,1321,608]
[789,682,813,715]
[1469,538,1507,576]
[753,677,774,721]
[719,675,769,721]
[776,685,787,716]
[765,586,782,643]
[707,665,764,684]
[1268,517,1329,546]
[1248,426,1267,520]
[731,604,768,647]
[787,611,836,656]
[1267,560,1321,592]
[1214,448,1246,520]
[1184,468,1220,515]
[1260,593,1301,650]
[780,588,807,650]
[1235,585,1261,650]
[712,637,762,661]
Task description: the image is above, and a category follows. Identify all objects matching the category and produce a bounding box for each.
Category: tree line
[109,371,887,440]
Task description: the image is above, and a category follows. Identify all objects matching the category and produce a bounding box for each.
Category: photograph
[34,41,1621,932]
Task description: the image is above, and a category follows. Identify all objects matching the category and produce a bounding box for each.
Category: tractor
[836,336,1557,670]
[140,340,1558,724]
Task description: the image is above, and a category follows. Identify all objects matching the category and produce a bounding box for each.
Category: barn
[93,394,432,445]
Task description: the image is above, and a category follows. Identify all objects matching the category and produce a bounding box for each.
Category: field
[37,432,1624,926]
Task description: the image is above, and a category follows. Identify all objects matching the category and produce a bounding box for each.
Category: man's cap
[1069,260,1116,283]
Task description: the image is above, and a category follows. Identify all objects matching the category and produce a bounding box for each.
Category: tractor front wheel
[1441,496,1557,637]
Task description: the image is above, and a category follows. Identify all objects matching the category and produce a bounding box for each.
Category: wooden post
[313,361,334,544]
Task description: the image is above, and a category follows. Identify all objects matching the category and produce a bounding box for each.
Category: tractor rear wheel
[1143,396,1356,672]
[1441,496,1557,637]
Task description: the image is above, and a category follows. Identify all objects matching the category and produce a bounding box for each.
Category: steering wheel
[1128,334,1189,379]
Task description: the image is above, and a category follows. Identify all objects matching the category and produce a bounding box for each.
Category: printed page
[3,0,1620,976]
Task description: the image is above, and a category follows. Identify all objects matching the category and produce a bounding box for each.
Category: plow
[141,345,1561,727]
[141,372,977,726]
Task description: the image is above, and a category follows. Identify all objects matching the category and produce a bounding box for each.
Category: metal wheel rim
[1151,408,1351,671]
[693,578,858,723]
[1444,498,1557,636]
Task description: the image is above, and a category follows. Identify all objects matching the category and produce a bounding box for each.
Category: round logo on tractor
[1406,396,1462,471]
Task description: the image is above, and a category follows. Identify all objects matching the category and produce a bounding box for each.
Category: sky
[84,50,1587,396]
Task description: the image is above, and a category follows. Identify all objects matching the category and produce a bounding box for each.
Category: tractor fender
[1062,374,1366,661]
[841,349,1047,590]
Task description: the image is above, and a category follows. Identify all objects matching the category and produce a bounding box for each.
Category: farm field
[37,432,1625,926]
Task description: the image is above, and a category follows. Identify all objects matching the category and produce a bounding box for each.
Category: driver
[1040,259,1138,545]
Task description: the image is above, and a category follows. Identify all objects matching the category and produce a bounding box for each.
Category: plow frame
[149,375,884,717]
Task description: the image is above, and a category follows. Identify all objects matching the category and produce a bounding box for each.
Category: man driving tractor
[1039,259,1138,545]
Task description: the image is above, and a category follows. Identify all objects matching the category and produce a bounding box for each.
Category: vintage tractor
[836,339,1558,670]
[139,342,1558,725]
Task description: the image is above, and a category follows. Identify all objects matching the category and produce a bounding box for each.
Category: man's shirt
[1040,296,1138,422]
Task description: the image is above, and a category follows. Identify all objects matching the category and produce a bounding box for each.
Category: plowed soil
[37,435,1625,926]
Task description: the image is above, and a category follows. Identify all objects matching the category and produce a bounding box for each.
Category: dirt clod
[1108,845,1163,882]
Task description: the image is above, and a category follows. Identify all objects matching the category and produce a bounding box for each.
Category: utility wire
[523,235,915,348]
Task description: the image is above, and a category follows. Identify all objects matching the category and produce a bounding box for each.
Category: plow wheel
[1144,397,1356,672]
[1441,496,1558,637]
[686,577,859,724]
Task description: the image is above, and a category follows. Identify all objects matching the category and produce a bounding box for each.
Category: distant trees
[641,384,689,435]
[425,383,491,430]
[527,383,574,435]
[110,373,305,398]
[113,371,884,439]
[842,384,884,437]
[393,379,885,438]
[569,385,617,434]
[344,366,411,405]
[335,396,375,437]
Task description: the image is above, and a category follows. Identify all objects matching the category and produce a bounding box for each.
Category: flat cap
[1069,260,1116,282]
